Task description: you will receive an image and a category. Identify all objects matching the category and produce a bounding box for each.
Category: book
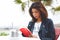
[20,28,32,37]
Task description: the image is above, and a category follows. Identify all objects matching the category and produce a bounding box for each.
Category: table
[10,37,41,40]
[0,36,41,40]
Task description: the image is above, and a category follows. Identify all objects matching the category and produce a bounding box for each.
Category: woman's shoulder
[47,18,53,23]
[45,18,53,23]
[28,20,34,26]
[43,18,53,24]
[29,20,35,23]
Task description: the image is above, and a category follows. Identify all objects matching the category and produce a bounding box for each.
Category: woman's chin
[34,17,38,19]
[34,17,39,19]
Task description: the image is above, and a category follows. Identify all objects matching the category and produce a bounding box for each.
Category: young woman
[22,2,55,40]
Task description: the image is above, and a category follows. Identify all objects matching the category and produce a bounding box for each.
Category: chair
[55,28,60,40]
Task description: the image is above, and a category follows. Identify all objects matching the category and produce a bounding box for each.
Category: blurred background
[0,0,60,38]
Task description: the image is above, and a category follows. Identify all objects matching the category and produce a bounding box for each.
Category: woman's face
[32,8,40,19]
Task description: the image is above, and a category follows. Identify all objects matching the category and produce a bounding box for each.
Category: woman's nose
[33,13,36,15]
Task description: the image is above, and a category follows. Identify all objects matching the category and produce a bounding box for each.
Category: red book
[20,28,32,37]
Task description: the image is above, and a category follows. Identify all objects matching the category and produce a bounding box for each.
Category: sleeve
[47,19,55,40]
[40,19,55,40]
[27,21,34,31]
[27,22,31,30]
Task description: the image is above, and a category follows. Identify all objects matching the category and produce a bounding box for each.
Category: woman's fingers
[29,34,37,38]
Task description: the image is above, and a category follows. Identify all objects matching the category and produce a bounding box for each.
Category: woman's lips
[34,16,38,18]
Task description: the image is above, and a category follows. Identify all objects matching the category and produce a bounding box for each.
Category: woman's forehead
[32,8,40,12]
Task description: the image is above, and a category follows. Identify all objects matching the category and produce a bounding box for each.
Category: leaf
[30,0,52,6]
[15,0,22,4]
[21,2,26,11]
[42,0,51,1]
[54,6,60,11]
[30,0,41,2]
[42,0,52,6]
[0,32,9,36]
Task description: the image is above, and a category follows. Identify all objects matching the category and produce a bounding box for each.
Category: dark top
[27,19,55,40]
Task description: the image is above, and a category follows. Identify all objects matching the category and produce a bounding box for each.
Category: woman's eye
[35,12,38,13]
[33,11,38,13]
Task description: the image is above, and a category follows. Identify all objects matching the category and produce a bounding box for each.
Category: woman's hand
[29,34,37,38]
[31,35,37,38]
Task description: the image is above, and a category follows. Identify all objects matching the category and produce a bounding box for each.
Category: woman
[22,2,55,40]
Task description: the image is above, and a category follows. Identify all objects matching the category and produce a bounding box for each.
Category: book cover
[20,28,32,37]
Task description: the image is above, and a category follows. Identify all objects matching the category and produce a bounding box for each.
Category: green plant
[51,6,60,14]
[30,0,41,2]
[15,0,22,4]
[15,0,53,11]
[0,32,9,36]
[21,2,26,11]
[15,0,60,14]
[15,0,26,11]
[30,0,52,6]
[54,6,60,11]
[42,0,52,6]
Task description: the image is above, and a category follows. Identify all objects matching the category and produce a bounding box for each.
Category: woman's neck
[36,18,42,23]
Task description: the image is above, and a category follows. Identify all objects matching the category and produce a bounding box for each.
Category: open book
[20,28,32,37]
